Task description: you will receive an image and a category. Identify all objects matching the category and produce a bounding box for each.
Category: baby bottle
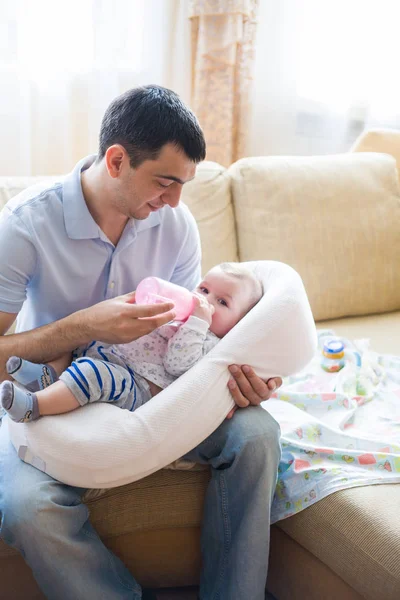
[135,277,195,321]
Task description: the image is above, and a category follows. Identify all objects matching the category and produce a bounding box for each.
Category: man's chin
[131,204,162,220]
[131,207,153,220]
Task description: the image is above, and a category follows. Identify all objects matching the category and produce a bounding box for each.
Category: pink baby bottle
[135,277,195,321]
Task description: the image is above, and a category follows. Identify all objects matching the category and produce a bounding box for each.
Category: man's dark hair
[98,85,206,167]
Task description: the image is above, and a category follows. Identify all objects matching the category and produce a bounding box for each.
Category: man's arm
[0,311,18,380]
[0,294,178,381]
[0,308,94,379]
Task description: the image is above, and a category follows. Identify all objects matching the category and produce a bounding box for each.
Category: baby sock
[0,381,39,422]
[6,357,58,392]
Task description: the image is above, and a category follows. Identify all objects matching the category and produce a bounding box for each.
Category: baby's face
[195,267,254,337]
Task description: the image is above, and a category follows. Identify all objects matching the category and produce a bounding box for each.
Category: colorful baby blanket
[265,330,400,523]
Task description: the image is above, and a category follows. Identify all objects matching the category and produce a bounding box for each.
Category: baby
[1,263,262,423]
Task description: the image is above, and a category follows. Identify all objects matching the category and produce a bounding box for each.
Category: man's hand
[226,365,282,419]
[76,291,177,345]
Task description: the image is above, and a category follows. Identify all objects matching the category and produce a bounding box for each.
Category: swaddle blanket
[266,330,400,524]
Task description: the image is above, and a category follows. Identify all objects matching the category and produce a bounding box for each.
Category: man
[0,85,281,600]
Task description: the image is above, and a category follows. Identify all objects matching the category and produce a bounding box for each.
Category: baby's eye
[199,287,209,294]
[157,182,169,189]
[218,298,228,307]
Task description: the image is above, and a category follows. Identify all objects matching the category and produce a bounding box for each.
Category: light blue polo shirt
[0,156,202,333]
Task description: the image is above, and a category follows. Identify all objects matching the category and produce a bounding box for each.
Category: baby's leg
[1,349,147,422]
[35,380,80,415]
[147,380,163,397]
[0,379,79,422]
[6,352,72,392]
[59,356,139,410]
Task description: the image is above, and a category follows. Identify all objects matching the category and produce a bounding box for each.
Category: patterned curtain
[189,0,260,166]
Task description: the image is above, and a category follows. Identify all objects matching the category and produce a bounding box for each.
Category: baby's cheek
[225,313,241,334]
[217,313,234,337]
[210,312,221,335]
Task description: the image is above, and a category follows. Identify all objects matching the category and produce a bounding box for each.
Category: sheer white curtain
[248,0,400,157]
[0,0,191,175]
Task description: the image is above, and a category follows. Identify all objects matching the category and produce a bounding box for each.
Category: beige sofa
[1,129,400,600]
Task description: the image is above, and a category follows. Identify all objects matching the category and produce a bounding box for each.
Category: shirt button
[109,281,115,289]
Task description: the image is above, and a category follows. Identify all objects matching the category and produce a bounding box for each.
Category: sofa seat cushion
[0,467,210,561]
[83,467,210,538]
[277,310,400,600]
[278,483,400,600]
[317,309,400,355]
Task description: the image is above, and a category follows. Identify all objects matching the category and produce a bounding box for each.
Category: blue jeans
[0,407,280,600]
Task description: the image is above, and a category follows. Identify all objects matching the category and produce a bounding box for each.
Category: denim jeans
[0,407,280,600]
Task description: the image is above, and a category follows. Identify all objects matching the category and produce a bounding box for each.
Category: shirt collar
[135,210,161,233]
[63,155,161,240]
[63,155,100,240]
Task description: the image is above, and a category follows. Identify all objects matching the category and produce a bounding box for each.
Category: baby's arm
[163,316,219,377]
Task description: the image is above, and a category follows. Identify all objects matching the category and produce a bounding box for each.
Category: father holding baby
[0,85,282,600]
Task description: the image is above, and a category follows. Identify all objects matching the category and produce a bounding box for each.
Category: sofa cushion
[181,161,238,273]
[0,176,59,211]
[277,308,400,600]
[351,128,400,181]
[318,310,400,355]
[0,467,209,561]
[268,527,364,600]
[0,468,209,591]
[229,153,400,321]
[279,483,400,600]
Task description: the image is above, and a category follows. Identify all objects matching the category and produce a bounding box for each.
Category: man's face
[110,143,197,220]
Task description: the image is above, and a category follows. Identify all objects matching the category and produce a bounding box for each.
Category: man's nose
[162,185,182,208]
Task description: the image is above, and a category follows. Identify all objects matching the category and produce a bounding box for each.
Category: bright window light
[2,0,145,79]
[295,0,400,117]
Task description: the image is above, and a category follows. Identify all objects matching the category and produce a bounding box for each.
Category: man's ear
[104,145,128,178]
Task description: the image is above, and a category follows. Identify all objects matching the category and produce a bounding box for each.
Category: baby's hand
[191,292,215,325]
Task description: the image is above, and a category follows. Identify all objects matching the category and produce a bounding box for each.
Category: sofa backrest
[0,176,59,209]
[352,128,400,182]
[180,161,238,273]
[229,152,400,321]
